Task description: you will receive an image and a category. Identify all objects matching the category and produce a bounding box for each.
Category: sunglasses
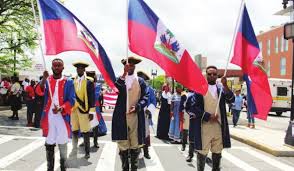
[207,73,217,76]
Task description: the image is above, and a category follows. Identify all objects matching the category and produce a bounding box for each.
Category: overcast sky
[35,0,290,77]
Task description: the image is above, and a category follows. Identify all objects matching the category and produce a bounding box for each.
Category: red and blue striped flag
[231,4,272,120]
[37,0,116,90]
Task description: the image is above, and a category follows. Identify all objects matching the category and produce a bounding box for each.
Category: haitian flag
[231,4,272,120]
[37,0,116,90]
[128,0,208,95]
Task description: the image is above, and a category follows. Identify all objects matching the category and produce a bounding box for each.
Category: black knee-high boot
[186,142,194,162]
[130,149,139,171]
[45,144,55,171]
[83,132,90,159]
[58,144,67,171]
[212,153,221,171]
[181,130,188,151]
[119,150,129,171]
[143,145,151,159]
[69,131,78,158]
[197,153,206,171]
[93,126,99,148]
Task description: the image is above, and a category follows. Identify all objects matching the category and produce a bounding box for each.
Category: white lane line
[222,151,259,171]
[0,136,14,145]
[145,146,165,171]
[243,148,294,171]
[0,139,44,169]
[0,134,44,140]
[95,142,117,171]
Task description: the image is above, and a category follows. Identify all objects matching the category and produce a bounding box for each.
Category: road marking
[0,139,44,169]
[0,125,40,131]
[222,151,259,171]
[243,148,294,170]
[145,146,165,171]
[95,142,117,171]
[0,136,14,145]
[0,134,44,140]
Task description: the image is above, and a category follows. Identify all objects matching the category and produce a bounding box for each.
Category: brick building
[257,26,292,79]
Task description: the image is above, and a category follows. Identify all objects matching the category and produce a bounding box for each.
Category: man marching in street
[70,61,95,159]
[137,71,157,159]
[112,57,149,171]
[36,58,75,171]
[186,66,234,171]
[86,71,108,148]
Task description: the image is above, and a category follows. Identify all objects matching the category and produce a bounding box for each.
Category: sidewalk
[229,120,294,157]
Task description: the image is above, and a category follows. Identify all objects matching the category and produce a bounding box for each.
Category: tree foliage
[0,0,38,75]
[150,75,166,91]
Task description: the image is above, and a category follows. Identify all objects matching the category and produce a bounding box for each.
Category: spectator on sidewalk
[25,80,36,127]
[0,77,11,105]
[243,95,255,129]
[8,76,22,120]
[22,78,30,91]
[34,76,44,128]
[231,89,243,127]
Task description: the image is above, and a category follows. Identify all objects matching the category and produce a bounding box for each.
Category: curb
[230,134,294,157]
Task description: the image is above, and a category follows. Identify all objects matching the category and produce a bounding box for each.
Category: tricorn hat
[137,71,150,81]
[72,61,89,68]
[121,56,142,65]
[86,71,96,78]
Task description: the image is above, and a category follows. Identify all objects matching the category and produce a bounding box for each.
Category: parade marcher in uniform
[156,84,172,140]
[85,71,107,148]
[112,57,149,171]
[186,66,234,171]
[179,89,188,151]
[36,58,75,171]
[169,87,183,143]
[70,61,95,159]
[185,90,198,162]
[137,71,156,159]
[8,76,22,120]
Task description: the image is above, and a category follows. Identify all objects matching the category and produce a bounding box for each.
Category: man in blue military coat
[112,57,149,171]
[186,66,234,171]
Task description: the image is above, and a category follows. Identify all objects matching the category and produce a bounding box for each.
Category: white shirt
[75,75,85,90]
[126,74,137,90]
[208,84,218,99]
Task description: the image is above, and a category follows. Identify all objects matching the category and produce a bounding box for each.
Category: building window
[280,36,284,52]
[284,39,288,52]
[267,39,270,56]
[267,61,270,77]
[259,42,262,53]
[280,57,286,76]
[275,37,278,53]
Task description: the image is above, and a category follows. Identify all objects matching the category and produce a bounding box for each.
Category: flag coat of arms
[37,0,116,90]
[128,0,208,95]
[231,4,272,120]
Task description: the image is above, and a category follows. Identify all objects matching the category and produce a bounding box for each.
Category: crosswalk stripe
[145,146,165,171]
[0,139,44,169]
[95,142,117,171]
[243,148,294,170]
[0,136,14,145]
[222,151,259,171]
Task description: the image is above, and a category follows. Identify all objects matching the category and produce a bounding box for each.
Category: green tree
[0,0,38,75]
[150,75,166,90]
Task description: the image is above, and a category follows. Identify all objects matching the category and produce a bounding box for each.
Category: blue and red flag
[231,4,272,120]
[37,0,116,90]
[128,0,208,95]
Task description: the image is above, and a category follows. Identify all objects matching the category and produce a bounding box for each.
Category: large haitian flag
[231,4,272,120]
[37,0,116,90]
[128,0,208,95]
